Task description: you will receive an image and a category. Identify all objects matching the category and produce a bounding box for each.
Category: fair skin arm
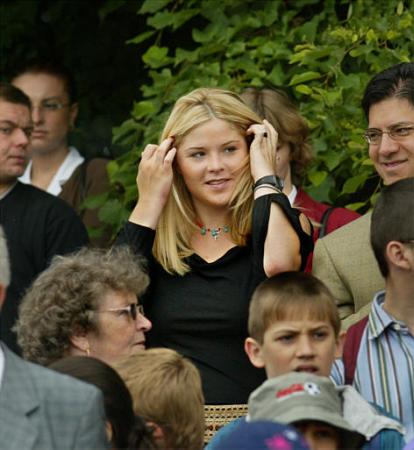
[128,137,176,229]
[248,119,311,276]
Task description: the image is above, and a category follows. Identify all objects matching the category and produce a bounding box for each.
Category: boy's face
[295,421,339,450]
[245,319,344,378]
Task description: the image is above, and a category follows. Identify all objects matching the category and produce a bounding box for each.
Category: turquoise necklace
[199,225,230,240]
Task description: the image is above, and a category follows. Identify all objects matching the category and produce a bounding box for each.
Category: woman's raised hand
[246,119,278,182]
[129,137,176,228]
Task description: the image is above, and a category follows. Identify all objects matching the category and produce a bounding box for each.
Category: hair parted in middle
[240,87,312,185]
[248,271,340,344]
[152,87,267,275]
[115,347,205,450]
[16,246,149,366]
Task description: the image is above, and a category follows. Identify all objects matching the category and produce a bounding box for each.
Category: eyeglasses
[98,303,145,321]
[363,125,414,145]
[33,100,72,114]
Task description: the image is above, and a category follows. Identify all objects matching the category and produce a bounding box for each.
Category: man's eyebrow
[0,120,17,126]
[40,96,65,102]
[368,121,414,129]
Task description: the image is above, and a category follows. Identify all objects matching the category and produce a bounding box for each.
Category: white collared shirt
[19,147,85,196]
[287,184,297,206]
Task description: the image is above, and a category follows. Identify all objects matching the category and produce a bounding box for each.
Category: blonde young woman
[117,88,313,404]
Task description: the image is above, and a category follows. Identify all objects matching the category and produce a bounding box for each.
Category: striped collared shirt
[331,291,414,441]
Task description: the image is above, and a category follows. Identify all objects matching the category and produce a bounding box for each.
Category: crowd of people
[0,59,414,450]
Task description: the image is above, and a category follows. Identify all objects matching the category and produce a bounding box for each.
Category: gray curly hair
[16,246,149,365]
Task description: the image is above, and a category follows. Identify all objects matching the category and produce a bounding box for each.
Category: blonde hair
[248,272,340,344]
[115,348,205,450]
[152,88,267,275]
[240,87,312,185]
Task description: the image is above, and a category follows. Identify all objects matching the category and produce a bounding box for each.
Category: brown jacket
[59,158,112,247]
[312,212,384,329]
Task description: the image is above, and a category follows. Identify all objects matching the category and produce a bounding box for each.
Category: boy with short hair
[333,177,414,442]
[245,271,343,379]
[114,348,205,450]
[207,272,404,450]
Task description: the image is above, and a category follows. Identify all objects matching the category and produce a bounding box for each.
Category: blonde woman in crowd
[116,88,313,404]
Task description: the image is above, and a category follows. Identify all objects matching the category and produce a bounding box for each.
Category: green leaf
[126,30,155,45]
[81,191,109,209]
[132,100,156,119]
[98,199,130,225]
[295,84,313,95]
[139,0,171,14]
[142,46,172,68]
[289,71,321,86]
[148,9,198,31]
[175,47,199,64]
[308,170,327,186]
[345,202,365,212]
[148,11,174,30]
[342,174,368,194]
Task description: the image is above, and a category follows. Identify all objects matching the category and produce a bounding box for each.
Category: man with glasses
[0,83,88,354]
[313,62,414,329]
[331,177,414,441]
[11,59,110,247]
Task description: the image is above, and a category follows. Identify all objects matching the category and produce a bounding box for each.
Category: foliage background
[1,0,414,234]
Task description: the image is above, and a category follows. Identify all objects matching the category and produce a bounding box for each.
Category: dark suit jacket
[0,344,109,450]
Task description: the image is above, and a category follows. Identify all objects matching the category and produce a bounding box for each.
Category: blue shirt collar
[368,290,409,339]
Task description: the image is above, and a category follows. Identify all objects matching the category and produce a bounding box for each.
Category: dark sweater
[0,182,89,353]
[117,194,313,404]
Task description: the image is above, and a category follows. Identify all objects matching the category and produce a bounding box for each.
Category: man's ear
[244,337,265,369]
[334,330,346,359]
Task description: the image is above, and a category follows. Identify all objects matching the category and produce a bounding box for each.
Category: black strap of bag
[318,206,337,239]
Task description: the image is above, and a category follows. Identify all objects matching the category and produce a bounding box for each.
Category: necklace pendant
[211,228,220,240]
[200,226,207,236]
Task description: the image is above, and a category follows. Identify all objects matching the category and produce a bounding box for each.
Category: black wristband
[253,175,284,191]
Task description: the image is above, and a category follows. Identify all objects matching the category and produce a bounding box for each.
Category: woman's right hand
[129,137,176,229]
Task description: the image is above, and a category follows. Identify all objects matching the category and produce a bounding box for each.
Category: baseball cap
[248,372,365,449]
[213,420,310,450]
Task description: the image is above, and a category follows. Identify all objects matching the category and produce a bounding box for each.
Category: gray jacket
[0,344,109,450]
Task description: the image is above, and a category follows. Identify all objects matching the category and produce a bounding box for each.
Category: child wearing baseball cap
[206,272,405,450]
[248,372,365,450]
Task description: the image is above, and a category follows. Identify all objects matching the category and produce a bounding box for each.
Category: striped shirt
[331,291,414,441]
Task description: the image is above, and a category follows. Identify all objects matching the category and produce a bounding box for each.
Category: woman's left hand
[247,119,278,182]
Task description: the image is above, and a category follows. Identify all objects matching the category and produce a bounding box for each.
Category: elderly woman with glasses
[15,246,152,366]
